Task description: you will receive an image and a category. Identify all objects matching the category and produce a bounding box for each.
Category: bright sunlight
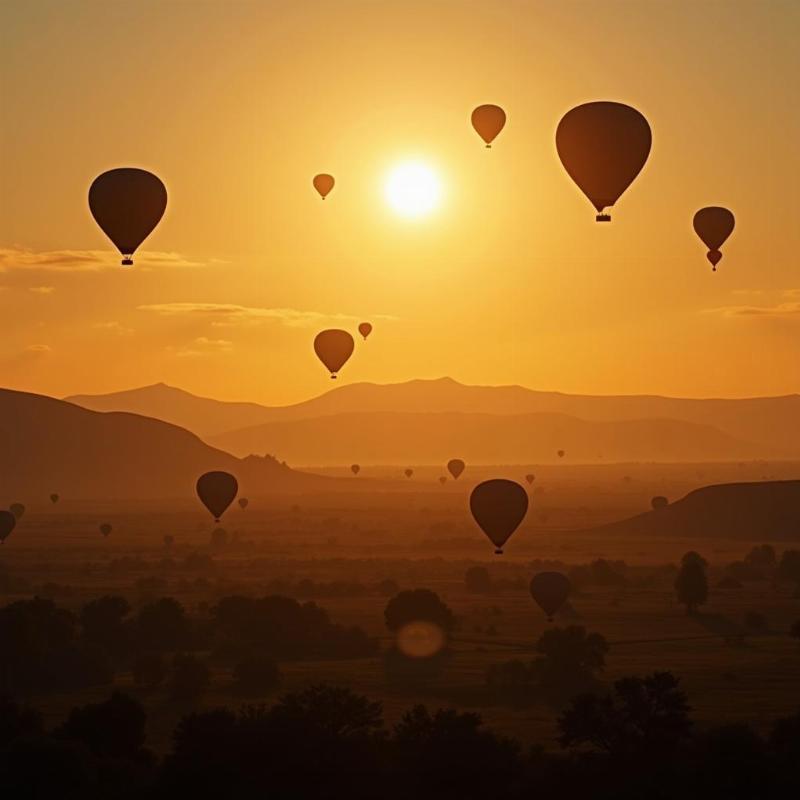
[384,161,442,218]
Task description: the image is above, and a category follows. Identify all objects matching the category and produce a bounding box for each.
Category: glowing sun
[384,161,442,218]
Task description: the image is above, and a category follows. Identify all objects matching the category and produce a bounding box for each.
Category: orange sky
[1,0,798,405]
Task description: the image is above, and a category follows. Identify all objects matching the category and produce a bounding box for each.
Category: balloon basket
[121,258,134,266]
[595,214,611,222]
[494,548,503,555]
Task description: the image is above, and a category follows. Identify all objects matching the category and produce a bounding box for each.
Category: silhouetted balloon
[693,207,735,271]
[313,174,335,199]
[50,493,59,504]
[651,495,669,510]
[469,479,529,555]
[314,329,355,379]
[439,476,447,485]
[0,510,16,544]
[447,459,465,479]
[471,105,506,148]
[196,471,238,522]
[525,474,535,485]
[556,102,651,221]
[530,571,571,621]
[351,464,360,476]
[89,168,167,265]
[557,450,565,459]
[358,322,372,340]
[404,468,414,478]
[9,503,25,520]
[238,497,249,510]
[163,534,174,547]
[99,523,112,538]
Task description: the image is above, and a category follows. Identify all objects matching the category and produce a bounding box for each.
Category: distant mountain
[1,388,329,500]
[67,377,800,459]
[208,410,775,465]
[588,480,800,540]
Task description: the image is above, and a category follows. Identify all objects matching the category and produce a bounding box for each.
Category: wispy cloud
[706,302,800,319]
[93,321,134,336]
[169,336,234,358]
[29,285,55,294]
[25,343,52,353]
[0,246,207,272]
[138,302,395,328]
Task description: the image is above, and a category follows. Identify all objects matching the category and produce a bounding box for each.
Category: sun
[384,161,442,218]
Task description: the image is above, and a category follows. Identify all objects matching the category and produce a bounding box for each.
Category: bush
[132,652,167,690]
[232,655,280,695]
[168,654,210,702]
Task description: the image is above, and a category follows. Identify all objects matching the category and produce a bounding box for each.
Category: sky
[1,0,798,405]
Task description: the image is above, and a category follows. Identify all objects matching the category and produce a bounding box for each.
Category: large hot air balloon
[314,329,355,379]
[358,322,372,340]
[556,102,651,221]
[100,523,112,538]
[89,168,167,265]
[469,479,529,555]
[196,471,238,522]
[9,503,25,520]
[404,468,414,479]
[351,464,361,476]
[447,459,465,480]
[313,174,335,199]
[693,207,735,271]
[471,105,506,148]
[238,497,249,510]
[530,572,571,621]
[525,474,535,485]
[50,493,59,504]
[0,510,16,544]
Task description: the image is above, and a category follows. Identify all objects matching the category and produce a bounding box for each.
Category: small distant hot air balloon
[196,471,238,522]
[314,329,355,379]
[471,105,506,148]
[163,534,175,548]
[358,322,372,340]
[530,572,571,621]
[50,493,60,504]
[556,101,651,221]
[557,450,565,459]
[99,523,112,538]
[693,207,735,271]
[469,479,529,555]
[9,503,25,520]
[404,468,414,479]
[447,459,465,480]
[439,476,447,485]
[351,464,361,476]
[525,474,535,485]
[0,510,16,544]
[238,497,249,510]
[651,495,669,510]
[313,173,335,199]
[89,168,167,265]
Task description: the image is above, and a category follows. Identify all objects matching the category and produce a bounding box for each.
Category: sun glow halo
[384,161,442,218]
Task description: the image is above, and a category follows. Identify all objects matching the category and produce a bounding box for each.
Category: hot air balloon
[447,459,465,480]
[525,474,535,485]
[404,468,414,479]
[557,450,565,459]
[89,168,167,265]
[439,476,447,485]
[238,497,249,510]
[196,471,238,522]
[469,479,529,555]
[313,173,335,199]
[99,523,112,538]
[9,503,25,520]
[556,102,651,221]
[314,329,355,379]
[50,493,59,504]
[471,105,506,148]
[163,534,175,548]
[0,510,16,544]
[651,495,669,510]
[358,322,372,340]
[530,572,571,621]
[351,464,361,476]
[693,207,735,271]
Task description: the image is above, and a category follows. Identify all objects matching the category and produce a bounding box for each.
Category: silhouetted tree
[232,654,280,695]
[135,597,190,651]
[168,654,210,702]
[80,595,131,658]
[465,566,492,593]
[675,551,708,614]
[744,610,768,632]
[778,549,800,584]
[745,544,776,569]
[0,695,43,746]
[132,652,166,690]
[790,619,800,643]
[384,589,456,634]
[531,625,607,698]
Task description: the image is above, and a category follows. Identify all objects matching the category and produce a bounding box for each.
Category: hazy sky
[1,0,798,404]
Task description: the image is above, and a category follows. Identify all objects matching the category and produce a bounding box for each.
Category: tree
[675,551,708,614]
[464,566,492,594]
[384,589,456,634]
[558,671,692,756]
[132,652,167,690]
[135,597,190,651]
[790,620,800,644]
[232,654,280,695]
[168,654,210,702]
[778,549,800,584]
[531,625,608,698]
[0,696,43,747]
[80,596,131,658]
[745,544,776,569]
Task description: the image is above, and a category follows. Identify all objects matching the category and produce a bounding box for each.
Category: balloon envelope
[313,173,335,199]
[447,458,465,479]
[556,102,651,220]
[351,464,360,475]
[196,471,238,521]
[50,493,59,504]
[9,503,25,520]
[314,329,355,378]
[358,322,372,340]
[530,572,571,620]
[100,523,112,537]
[439,476,447,485]
[471,105,506,147]
[238,497,249,510]
[651,495,669,510]
[525,474,535,485]
[0,510,16,543]
[469,479,529,554]
[557,450,565,458]
[89,168,167,264]
[404,468,414,478]
[693,207,735,270]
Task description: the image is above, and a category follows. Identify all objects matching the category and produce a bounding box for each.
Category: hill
[589,480,800,540]
[207,410,773,465]
[0,388,329,500]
